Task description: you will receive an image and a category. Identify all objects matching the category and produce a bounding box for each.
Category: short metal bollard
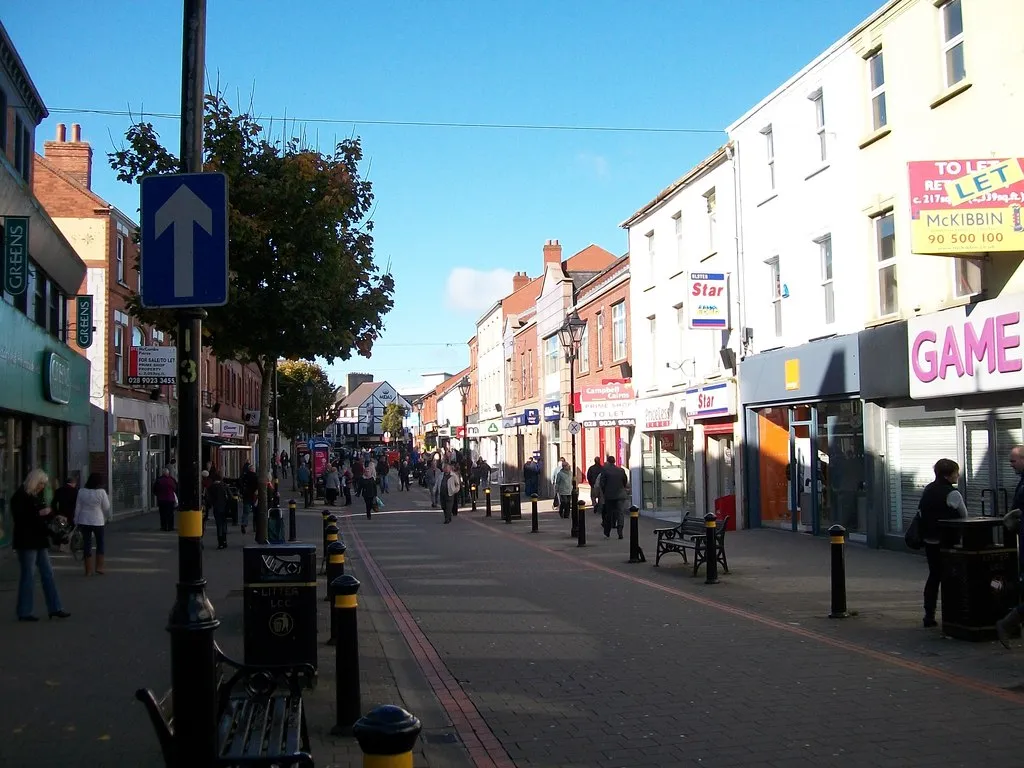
[576,499,586,547]
[485,487,492,517]
[471,486,477,512]
[828,524,849,618]
[503,493,512,524]
[353,705,422,767]
[704,513,720,585]
[325,540,346,602]
[288,499,297,542]
[628,505,646,563]
[324,523,340,572]
[531,494,539,533]
[329,574,362,735]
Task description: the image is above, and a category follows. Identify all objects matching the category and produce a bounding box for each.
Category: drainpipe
[728,139,749,530]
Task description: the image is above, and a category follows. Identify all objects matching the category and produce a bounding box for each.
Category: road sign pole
[167,2,219,766]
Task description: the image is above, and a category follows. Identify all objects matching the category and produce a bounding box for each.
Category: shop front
[501,408,540,481]
[880,294,1024,545]
[109,395,172,516]
[205,418,250,479]
[577,380,635,488]
[685,380,738,528]
[637,391,692,521]
[476,418,503,478]
[0,302,90,547]
[740,334,868,541]
[543,400,561,485]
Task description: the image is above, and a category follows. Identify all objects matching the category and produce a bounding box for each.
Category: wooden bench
[136,644,314,767]
[653,515,730,576]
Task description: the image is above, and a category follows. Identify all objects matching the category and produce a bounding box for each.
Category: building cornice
[0,23,47,124]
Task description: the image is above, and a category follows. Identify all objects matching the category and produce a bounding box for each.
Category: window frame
[761,125,775,190]
[874,211,898,317]
[116,232,126,285]
[113,310,129,385]
[646,230,656,284]
[952,256,983,299]
[868,51,887,130]
[672,212,683,269]
[675,305,687,379]
[648,315,657,381]
[767,256,782,338]
[578,322,590,374]
[543,334,559,376]
[940,0,966,88]
[596,311,604,368]
[811,91,827,162]
[611,301,627,362]
[817,235,835,325]
[705,188,717,254]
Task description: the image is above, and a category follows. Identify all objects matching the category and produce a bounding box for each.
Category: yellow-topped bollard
[484,486,492,517]
[329,574,362,735]
[353,705,422,768]
[628,505,645,563]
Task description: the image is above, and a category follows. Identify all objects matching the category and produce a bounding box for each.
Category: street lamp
[558,309,588,548]
[457,375,471,503]
[304,380,315,440]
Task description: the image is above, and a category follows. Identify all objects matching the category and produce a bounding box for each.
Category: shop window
[0,417,24,548]
[756,407,791,527]
[952,256,982,298]
[641,430,694,514]
[111,431,143,513]
[611,302,627,361]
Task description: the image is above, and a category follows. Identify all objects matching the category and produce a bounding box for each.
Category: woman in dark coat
[205,469,230,550]
[12,469,69,621]
[361,460,377,519]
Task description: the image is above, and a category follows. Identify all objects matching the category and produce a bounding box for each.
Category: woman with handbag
[12,469,70,621]
[153,467,178,532]
[75,473,111,576]
[917,458,967,628]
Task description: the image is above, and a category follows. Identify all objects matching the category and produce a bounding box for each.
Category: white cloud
[576,152,610,179]
[444,267,515,313]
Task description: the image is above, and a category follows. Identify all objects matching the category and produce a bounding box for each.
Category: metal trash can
[939,518,1019,641]
[499,482,521,521]
[243,544,318,674]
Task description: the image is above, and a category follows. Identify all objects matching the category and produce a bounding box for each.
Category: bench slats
[654,515,730,575]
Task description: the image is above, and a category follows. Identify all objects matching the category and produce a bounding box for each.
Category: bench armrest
[217,755,313,767]
[214,644,316,681]
[135,688,174,765]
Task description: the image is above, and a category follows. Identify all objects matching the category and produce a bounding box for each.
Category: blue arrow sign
[140,172,228,308]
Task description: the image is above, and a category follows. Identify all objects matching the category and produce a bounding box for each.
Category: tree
[380,403,405,440]
[276,360,338,440]
[110,93,394,527]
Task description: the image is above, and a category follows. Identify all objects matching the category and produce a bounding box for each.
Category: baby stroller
[49,516,85,561]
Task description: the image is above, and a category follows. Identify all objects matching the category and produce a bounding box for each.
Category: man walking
[296,461,312,508]
[554,458,573,520]
[995,445,1024,647]
[598,456,629,539]
[587,456,604,521]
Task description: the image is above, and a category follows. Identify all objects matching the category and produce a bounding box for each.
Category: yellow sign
[909,159,1024,254]
[784,359,800,391]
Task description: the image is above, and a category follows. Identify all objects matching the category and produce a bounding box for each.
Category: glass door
[789,419,814,533]
[960,413,1023,517]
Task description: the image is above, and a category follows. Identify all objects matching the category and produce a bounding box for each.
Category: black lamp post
[558,310,588,547]
[304,380,315,440]
[457,375,471,503]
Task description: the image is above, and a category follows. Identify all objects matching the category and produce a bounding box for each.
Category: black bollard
[485,487,492,517]
[321,508,330,540]
[828,524,849,618]
[704,513,720,585]
[628,505,646,563]
[503,493,512,524]
[324,523,340,573]
[576,499,586,547]
[325,540,347,602]
[531,494,539,533]
[330,574,362,735]
[288,499,298,542]
[353,705,423,767]
[471,486,477,513]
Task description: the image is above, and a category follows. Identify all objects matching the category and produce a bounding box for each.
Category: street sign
[568,420,582,435]
[128,345,177,385]
[307,438,315,451]
[75,295,94,348]
[140,172,228,308]
[3,216,28,296]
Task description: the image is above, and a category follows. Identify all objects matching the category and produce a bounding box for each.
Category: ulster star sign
[688,272,729,330]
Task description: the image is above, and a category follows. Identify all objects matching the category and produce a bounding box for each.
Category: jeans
[158,501,175,531]
[214,508,228,544]
[241,500,253,527]
[17,549,63,618]
[79,524,105,557]
[430,487,439,506]
[380,473,390,493]
[924,542,942,619]
[558,494,572,519]
[441,493,456,523]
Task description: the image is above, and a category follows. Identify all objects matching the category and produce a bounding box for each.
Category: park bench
[653,514,730,576]
[136,643,314,767]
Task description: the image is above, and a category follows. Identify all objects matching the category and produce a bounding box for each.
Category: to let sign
[75,295,94,348]
[3,216,28,296]
[907,294,1023,398]
[128,345,177,386]
[688,273,729,329]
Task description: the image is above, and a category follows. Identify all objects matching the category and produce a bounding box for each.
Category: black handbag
[904,513,923,550]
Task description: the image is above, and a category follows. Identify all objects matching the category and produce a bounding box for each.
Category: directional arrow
[154,183,213,299]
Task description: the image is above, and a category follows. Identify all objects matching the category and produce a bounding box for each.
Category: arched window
[131,326,145,347]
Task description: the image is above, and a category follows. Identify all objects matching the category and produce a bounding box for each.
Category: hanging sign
[128,345,177,385]
[75,295,94,348]
[3,216,28,296]
[688,272,729,329]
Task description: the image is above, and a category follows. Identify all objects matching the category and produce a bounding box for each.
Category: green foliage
[276,360,338,439]
[380,403,406,438]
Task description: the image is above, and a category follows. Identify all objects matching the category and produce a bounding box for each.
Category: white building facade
[624,146,743,525]
[475,301,505,472]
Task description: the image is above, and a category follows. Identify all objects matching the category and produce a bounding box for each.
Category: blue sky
[8,0,881,394]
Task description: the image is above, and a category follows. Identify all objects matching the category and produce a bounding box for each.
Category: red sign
[580,380,634,403]
[455,426,466,439]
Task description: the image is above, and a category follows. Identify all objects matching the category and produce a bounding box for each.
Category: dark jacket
[1013,474,1024,514]
[599,463,629,502]
[586,462,603,488]
[11,487,52,551]
[52,483,79,522]
[918,479,960,542]
[205,481,229,517]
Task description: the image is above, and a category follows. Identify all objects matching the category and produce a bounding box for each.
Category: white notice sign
[128,345,177,385]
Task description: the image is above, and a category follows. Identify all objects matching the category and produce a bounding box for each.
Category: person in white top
[75,473,112,576]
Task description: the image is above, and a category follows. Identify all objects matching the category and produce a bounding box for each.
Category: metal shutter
[996,418,1024,511]
[886,418,956,532]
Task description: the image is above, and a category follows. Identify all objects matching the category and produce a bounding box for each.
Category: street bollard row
[829,524,849,618]
[471,486,477,512]
[484,486,492,517]
[628,505,646,563]
[704,513,719,585]
[531,494,539,533]
[329,574,362,735]
[325,540,346,602]
[288,499,297,542]
[354,705,422,767]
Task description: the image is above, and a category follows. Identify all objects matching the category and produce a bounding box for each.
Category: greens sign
[4,216,28,296]
[75,295,94,348]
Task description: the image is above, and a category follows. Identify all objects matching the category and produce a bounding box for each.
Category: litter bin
[243,544,318,676]
[499,482,521,521]
[939,517,1019,642]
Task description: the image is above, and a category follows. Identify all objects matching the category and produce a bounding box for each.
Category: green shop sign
[4,216,28,296]
[75,295,94,348]
[0,301,90,424]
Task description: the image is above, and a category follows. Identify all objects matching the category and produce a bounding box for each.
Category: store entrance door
[788,405,820,534]
[959,411,1023,518]
[704,434,735,518]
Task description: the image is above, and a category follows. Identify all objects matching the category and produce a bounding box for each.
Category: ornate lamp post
[457,375,471,503]
[558,310,588,547]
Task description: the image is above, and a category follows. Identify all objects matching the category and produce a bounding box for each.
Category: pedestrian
[342,463,353,506]
[523,457,539,498]
[324,464,340,506]
[168,458,179,483]
[598,456,630,539]
[587,456,604,520]
[296,461,312,508]
[361,460,377,519]
[440,463,462,524]
[240,462,258,534]
[52,475,79,530]
[12,469,70,621]
[995,446,1024,645]
[474,458,491,500]
[74,473,111,576]
[554,458,573,520]
[377,456,390,494]
[398,460,411,491]
[204,469,229,549]
[430,461,443,509]
[917,458,968,629]
[153,468,177,532]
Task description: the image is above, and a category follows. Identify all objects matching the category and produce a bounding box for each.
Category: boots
[83,555,93,576]
[95,555,105,575]
[996,609,1022,649]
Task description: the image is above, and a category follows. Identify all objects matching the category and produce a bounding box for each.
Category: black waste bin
[939,517,1019,641]
[243,544,318,676]
[499,482,522,521]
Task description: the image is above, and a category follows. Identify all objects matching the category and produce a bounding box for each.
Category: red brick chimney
[512,271,530,292]
[543,239,562,267]
[43,122,93,190]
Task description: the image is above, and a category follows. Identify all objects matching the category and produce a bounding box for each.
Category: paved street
[5,479,1024,767]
